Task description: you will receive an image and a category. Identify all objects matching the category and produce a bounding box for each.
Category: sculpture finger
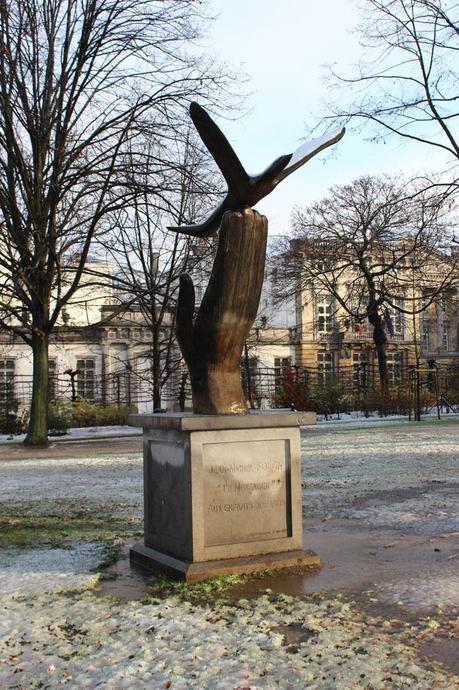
[192,209,268,368]
[176,273,196,360]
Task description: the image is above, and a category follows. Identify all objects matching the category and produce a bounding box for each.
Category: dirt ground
[0,435,142,460]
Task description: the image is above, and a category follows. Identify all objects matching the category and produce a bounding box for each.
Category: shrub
[312,384,347,419]
[48,402,72,436]
[271,369,315,411]
[70,400,137,427]
[46,399,137,432]
[354,392,378,418]
[271,371,348,419]
[0,403,28,435]
[94,402,137,426]
[70,399,101,427]
[355,387,428,417]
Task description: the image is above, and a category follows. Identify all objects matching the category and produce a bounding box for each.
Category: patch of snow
[0,543,104,596]
[300,427,459,529]
[0,454,143,515]
[1,423,459,687]
[0,592,455,689]
[0,424,141,444]
[311,411,459,430]
[66,425,141,438]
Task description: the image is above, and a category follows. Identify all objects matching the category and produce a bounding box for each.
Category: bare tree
[323,0,458,176]
[278,175,456,392]
[0,0,235,445]
[99,131,220,411]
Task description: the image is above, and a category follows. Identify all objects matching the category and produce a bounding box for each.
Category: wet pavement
[99,519,459,673]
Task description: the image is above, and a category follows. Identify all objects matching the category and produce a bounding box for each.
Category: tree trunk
[244,342,256,410]
[24,331,49,447]
[177,208,268,414]
[150,321,162,411]
[152,352,162,412]
[369,311,389,394]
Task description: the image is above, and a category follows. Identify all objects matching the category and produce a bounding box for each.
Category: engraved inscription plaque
[203,439,292,547]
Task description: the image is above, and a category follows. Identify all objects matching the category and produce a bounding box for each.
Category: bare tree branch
[0,0,239,444]
[274,175,457,391]
[321,0,459,179]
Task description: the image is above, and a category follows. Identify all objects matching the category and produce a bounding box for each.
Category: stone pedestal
[128,411,319,582]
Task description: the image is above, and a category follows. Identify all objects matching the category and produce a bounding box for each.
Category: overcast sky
[201,0,450,234]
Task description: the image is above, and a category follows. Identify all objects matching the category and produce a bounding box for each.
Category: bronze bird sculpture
[168,102,345,237]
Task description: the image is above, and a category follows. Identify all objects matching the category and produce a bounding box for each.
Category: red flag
[358,321,364,336]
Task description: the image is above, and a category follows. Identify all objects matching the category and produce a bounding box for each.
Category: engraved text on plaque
[203,439,292,546]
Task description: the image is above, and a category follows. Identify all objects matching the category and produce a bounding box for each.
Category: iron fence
[1,362,459,418]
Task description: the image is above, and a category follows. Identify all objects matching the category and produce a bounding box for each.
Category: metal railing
[1,362,459,418]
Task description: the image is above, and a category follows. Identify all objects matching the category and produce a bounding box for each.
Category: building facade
[1,245,457,415]
[293,245,459,388]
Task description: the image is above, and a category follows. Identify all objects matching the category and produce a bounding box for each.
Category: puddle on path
[419,638,459,678]
[98,526,459,611]
[97,529,459,676]
[227,527,459,604]
[97,541,151,602]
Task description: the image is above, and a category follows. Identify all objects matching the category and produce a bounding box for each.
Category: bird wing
[167,200,230,237]
[189,102,250,198]
[273,127,345,185]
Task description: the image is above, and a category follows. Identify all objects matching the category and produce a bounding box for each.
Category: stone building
[0,254,296,412]
[3,240,455,414]
[0,260,156,412]
[292,244,459,387]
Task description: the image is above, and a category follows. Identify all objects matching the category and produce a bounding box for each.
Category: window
[48,359,57,401]
[421,292,431,310]
[316,295,334,333]
[440,293,449,313]
[442,324,450,351]
[76,359,95,399]
[387,299,404,336]
[421,323,430,352]
[274,356,292,393]
[387,352,403,386]
[317,351,334,386]
[352,352,369,390]
[0,359,15,403]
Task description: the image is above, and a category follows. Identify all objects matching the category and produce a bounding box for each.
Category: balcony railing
[317,330,339,342]
[343,331,373,342]
[344,331,405,342]
[318,329,406,343]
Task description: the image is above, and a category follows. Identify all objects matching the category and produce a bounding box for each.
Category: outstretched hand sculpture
[174,103,344,414]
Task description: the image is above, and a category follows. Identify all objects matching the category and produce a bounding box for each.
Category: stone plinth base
[130,542,320,583]
[128,411,317,580]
